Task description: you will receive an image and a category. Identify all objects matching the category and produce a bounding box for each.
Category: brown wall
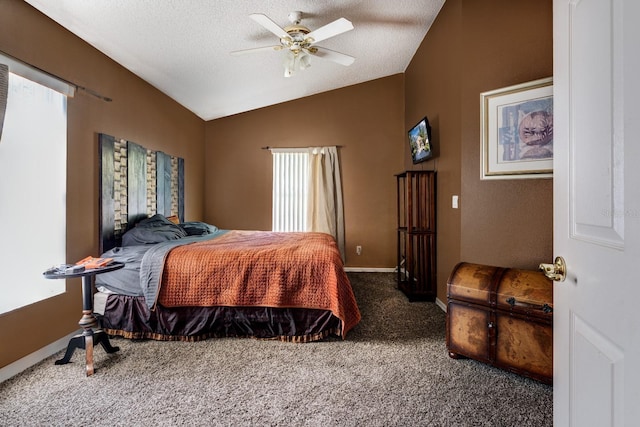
[0,1,205,368]
[204,75,405,268]
[460,0,553,269]
[1,0,553,370]
[404,0,553,302]
[404,0,463,305]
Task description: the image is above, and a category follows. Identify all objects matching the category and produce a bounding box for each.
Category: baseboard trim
[0,330,79,383]
[435,297,447,312]
[344,267,395,273]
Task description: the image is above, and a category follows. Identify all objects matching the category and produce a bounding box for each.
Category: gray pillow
[122,214,187,246]
[179,221,218,236]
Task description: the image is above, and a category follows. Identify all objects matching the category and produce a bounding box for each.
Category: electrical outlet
[356,245,362,255]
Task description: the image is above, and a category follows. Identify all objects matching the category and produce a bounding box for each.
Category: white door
[553,0,640,425]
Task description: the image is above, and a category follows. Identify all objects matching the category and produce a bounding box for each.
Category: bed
[94,134,360,343]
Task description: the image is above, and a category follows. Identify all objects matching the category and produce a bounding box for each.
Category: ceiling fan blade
[310,47,355,66]
[230,45,283,56]
[305,18,354,44]
[249,13,289,39]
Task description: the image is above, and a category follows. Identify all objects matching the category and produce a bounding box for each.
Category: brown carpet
[0,272,552,426]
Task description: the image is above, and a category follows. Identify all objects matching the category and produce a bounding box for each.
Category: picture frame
[480,77,553,180]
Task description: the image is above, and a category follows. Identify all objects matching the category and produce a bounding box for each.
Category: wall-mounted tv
[408,117,433,164]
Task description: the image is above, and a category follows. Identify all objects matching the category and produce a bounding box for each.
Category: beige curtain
[0,64,8,142]
[307,146,345,260]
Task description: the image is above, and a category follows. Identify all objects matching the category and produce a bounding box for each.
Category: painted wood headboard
[99,133,184,253]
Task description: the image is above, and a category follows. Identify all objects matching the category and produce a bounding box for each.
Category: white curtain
[307,146,345,260]
[0,52,75,144]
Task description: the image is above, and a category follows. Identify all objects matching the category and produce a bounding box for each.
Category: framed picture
[480,77,553,180]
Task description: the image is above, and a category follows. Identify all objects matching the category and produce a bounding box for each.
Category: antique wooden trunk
[446,262,553,384]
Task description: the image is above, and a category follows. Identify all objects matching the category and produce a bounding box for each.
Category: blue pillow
[179,221,218,236]
[122,214,187,246]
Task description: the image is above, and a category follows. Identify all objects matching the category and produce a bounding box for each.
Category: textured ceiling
[25,0,445,121]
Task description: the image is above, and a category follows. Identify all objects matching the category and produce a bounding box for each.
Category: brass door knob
[539,256,567,282]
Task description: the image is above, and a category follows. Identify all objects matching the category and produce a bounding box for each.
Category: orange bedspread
[157,230,361,337]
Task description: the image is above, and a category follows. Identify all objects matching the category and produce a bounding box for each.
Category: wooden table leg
[85,333,94,376]
[78,309,97,376]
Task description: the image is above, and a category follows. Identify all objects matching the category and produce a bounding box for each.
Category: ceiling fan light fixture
[299,52,311,70]
[283,50,295,77]
[282,49,310,78]
[235,11,355,78]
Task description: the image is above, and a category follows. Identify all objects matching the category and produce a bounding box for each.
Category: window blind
[271,149,309,232]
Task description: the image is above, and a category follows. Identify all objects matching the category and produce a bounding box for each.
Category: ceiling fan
[231,11,355,78]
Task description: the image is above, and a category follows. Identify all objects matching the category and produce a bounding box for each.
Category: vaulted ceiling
[25,0,445,121]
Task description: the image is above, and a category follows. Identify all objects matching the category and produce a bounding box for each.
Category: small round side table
[43,262,124,376]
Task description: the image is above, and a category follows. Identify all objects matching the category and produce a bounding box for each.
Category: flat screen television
[408,117,433,164]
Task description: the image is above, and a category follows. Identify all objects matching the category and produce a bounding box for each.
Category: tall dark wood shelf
[396,171,436,301]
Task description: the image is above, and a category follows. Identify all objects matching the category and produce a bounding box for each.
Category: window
[270,146,345,259]
[271,149,309,232]
[0,56,72,314]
